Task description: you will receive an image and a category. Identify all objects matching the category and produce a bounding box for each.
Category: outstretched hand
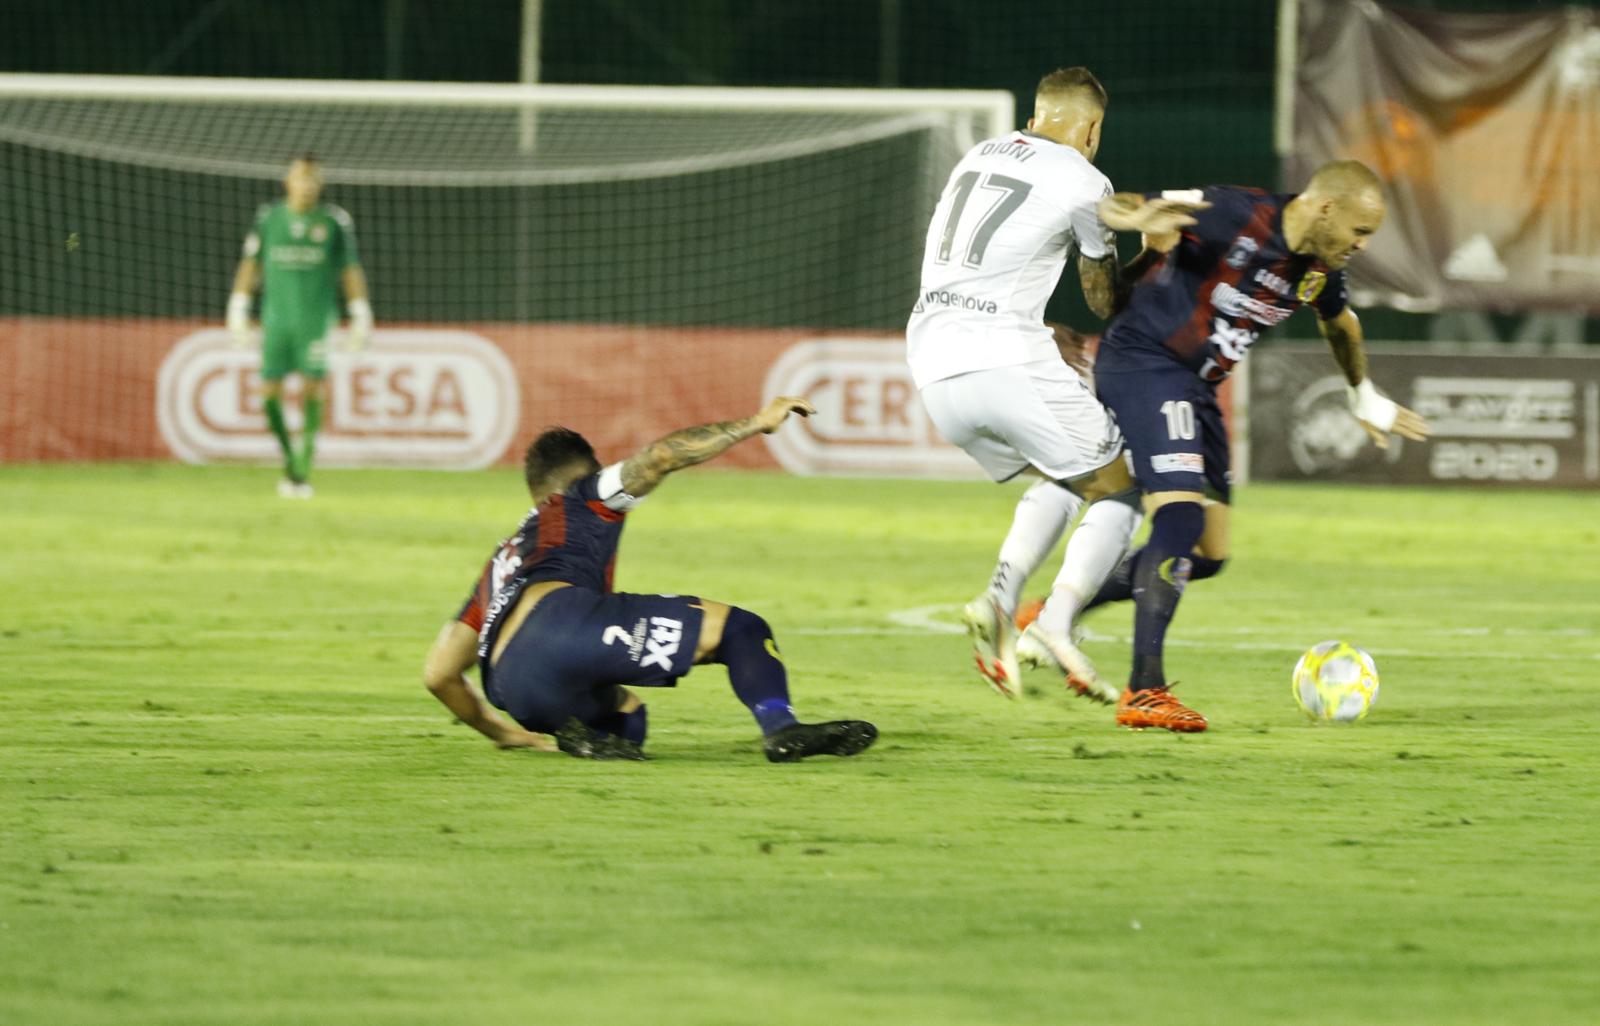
[755,396,816,433]
[1348,378,1431,450]
[1359,403,1431,450]
[1100,192,1210,247]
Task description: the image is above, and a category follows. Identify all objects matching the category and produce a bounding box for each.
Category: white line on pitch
[884,604,967,635]
[865,604,1600,661]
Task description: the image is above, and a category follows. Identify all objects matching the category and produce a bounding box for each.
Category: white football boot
[1017,619,1119,705]
[961,592,1022,699]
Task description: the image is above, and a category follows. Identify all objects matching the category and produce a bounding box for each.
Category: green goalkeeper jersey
[243,201,360,337]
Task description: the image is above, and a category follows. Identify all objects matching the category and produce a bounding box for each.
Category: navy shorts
[1094,356,1231,503]
[486,587,705,734]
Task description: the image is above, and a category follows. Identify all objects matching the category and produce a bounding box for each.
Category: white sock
[1038,498,1141,636]
[988,480,1082,616]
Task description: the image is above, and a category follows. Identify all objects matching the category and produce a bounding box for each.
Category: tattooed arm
[1086,195,1205,318]
[1078,252,1118,320]
[1078,239,1170,320]
[619,396,816,497]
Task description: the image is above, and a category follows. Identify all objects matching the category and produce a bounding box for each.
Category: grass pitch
[3,464,1597,1025]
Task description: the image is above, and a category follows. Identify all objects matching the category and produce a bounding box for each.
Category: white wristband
[1347,378,1398,432]
[226,291,251,331]
[348,297,373,335]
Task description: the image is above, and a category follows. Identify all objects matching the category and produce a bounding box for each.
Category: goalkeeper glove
[344,298,374,352]
[1346,378,1398,433]
[226,292,253,348]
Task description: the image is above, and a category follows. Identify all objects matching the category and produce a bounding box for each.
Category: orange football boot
[1115,685,1208,733]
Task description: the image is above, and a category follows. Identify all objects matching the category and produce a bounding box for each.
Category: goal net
[0,75,1010,469]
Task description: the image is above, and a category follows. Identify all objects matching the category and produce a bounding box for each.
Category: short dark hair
[291,152,321,166]
[523,427,597,494]
[1305,159,1383,200]
[1035,67,1107,110]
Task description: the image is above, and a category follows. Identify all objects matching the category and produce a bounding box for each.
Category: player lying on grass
[227,154,373,499]
[906,66,1206,707]
[423,398,878,763]
[1044,158,1432,732]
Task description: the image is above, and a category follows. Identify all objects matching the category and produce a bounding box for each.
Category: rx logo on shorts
[640,617,684,671]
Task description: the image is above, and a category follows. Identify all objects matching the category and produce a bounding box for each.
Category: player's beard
[1311,219,1351,269]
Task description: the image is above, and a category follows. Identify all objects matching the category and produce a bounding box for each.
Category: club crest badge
[1296,271,1327,303]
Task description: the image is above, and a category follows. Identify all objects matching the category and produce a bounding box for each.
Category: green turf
[3,464,1597,1026]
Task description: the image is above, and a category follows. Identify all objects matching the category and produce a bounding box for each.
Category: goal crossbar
[0,73,1014,139]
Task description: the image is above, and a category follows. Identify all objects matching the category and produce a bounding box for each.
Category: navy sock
[1130,503,1205,691]
[712,607,798,736]
[619,704,648,745]
[590,698,648,747]
[1082,549,1226,614]
[1084,550,1139,611]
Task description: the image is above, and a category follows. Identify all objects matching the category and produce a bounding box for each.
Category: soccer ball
[1292,640,1380,722]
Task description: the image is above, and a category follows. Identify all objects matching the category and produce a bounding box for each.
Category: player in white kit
[906,67,1201,703]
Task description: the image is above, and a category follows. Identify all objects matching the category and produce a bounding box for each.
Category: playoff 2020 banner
[1248,344,1600,488]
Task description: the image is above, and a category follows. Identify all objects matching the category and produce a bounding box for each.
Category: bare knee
[692,600,732,663]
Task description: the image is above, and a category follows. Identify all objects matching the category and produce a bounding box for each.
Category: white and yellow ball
[1292,640,1379,723]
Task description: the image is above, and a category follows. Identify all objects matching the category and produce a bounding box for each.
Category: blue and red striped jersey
[1100,186,1349,385]
[456,463,643,630]
[455,506,540,632]
[514,465,639,594]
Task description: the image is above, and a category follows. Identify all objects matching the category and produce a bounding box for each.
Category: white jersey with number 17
[905,131,1114,390]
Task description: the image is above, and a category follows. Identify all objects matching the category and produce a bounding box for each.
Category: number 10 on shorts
[1161,400,1196,441]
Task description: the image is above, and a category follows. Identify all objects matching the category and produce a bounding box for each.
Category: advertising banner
[156,330,520,469]
[762,337,982,478]
[2,319,1240,479]
[0,318,809,469]
[1249,344,1600,487]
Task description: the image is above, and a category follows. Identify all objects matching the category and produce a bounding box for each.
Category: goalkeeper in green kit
[226,154,373,498]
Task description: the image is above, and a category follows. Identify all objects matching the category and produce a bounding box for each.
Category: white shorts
[919,359,1124,482]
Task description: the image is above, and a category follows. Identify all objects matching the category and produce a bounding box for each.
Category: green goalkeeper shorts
[260,327,330,382]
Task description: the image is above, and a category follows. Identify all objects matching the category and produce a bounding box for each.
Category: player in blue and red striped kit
[423,397,878,763]
[1088,160,1431,731]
